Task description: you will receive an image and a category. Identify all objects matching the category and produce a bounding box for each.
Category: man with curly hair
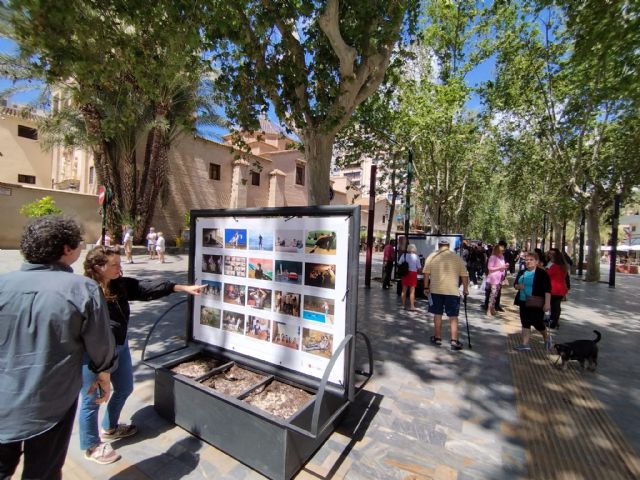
[0,215,116,479]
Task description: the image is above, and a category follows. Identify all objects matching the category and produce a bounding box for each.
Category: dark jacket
[108,277,176,344]
[513,267,551,306]
[0,263,115,442]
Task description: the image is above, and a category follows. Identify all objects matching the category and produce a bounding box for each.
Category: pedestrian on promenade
[155,231,166,263]
[0,216,116,479]
[423,239,469,350]
[546,249,569,329]
[513,252,552,351]
[146,227,157,260]
[122,226,134,264]
[399,243,421,310]
[485,244,509,315]
[382,239,396,289]
[79,246,206,464]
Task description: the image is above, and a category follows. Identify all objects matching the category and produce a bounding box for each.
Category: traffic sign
[98,185,107,206]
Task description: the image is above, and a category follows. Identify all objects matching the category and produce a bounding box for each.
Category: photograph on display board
[247,287,272,310]
[302,328,333,359]
[200,306,221,328]
[202,254,223,274]
[223,283,246,306]
[275,230,304,253]
[224,256,247,277]
[248,231,274,251]
[201,280,222,302]
[224,228,247,249]
[246,316,271,341]
[305,230,337,255]
[274,290,301,317]
[274,260,303,284]
[302,294,334,325]
[202,228,223,247]
[273,321,300,350]
[248,258,273,280]
[222,311,245,334]
[304,262,336,290]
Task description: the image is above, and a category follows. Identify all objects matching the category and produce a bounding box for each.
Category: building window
[251,171,260,186]
[18,174,36,184]
[209,163,221,180]
[89,166,95,184]
[17,125,38,140]
[295,164,305,186]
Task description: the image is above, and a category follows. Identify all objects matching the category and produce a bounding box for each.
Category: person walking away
[382,239,396,289]
[546,249,569,329]
[0,216,116,479]
[423,239,469,350]
[146,227,157,260]
[399,244,421,310]
[513,252,552,351]
[155,231,166,263]
[485,245,509,315]
[79,246,205,464]
[123,226,134,264]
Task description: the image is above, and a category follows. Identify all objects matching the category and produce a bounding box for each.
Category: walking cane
[463,294,472,349]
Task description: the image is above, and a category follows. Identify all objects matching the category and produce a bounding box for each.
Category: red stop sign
[98,185,107,206]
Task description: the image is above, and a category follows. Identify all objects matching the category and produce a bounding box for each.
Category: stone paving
[1,249,638,479]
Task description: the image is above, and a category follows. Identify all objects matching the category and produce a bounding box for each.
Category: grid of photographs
[198,225,339,358]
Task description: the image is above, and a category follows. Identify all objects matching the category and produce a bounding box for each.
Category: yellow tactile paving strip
[503,306,640,480]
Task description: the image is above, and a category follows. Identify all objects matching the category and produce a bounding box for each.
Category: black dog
[554,330,601,371]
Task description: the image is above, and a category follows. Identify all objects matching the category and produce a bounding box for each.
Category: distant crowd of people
[381,237,574,353]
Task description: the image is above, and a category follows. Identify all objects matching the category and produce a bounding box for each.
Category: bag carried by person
[525,295,544,308]
[397,255,409,277]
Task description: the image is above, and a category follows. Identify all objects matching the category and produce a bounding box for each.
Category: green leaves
[19,196,63,217]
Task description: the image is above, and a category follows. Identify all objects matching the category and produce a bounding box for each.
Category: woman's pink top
[486,255,506,285]
[547,263,569,296]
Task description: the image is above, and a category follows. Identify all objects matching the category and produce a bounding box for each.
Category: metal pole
[541,212,547,252]
[578,208,586,276]
[561,220,566,252]
[101,203,107,246]
[364,164,377,288]
[404,149,413,248]
[609,193,621,288]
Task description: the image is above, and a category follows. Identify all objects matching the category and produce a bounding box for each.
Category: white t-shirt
[399,253,421,272]
[155,236,166,251]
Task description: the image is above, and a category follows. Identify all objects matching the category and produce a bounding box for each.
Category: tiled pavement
[1,250,639,479]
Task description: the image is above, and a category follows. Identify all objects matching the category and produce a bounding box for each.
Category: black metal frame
[143,205,367,480]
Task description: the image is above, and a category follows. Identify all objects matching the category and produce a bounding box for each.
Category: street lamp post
[404,149,413,249]
[609,192,621,288]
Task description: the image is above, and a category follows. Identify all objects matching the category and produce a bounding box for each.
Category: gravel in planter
[243,381,313,419]
[200,365,266,397]
[170,356,222,378]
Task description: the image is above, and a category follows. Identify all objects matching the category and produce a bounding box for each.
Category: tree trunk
[584,192,601,282]
[570,219,578,275]
[553,221,562,250]
[385,161,398,244]
[303,129,335,205]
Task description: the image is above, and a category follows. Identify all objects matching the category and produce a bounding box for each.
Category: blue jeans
[79,340,133,451]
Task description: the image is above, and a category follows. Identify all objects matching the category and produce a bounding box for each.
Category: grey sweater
[0,263,116,442]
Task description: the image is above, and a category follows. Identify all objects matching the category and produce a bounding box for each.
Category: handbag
[525,295,544,308]
[397,260,409,277]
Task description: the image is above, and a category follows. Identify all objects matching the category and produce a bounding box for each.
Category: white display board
[191,213,353,386]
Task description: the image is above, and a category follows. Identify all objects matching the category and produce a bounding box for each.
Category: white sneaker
[84,443,121,465]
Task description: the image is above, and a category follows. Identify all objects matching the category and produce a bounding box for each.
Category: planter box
[628,265,638,274]
[150,348,351,480]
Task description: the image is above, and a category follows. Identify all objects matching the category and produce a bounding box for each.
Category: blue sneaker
[514,344,531,351]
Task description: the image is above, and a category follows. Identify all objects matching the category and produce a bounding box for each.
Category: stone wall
[0,182,101,249]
